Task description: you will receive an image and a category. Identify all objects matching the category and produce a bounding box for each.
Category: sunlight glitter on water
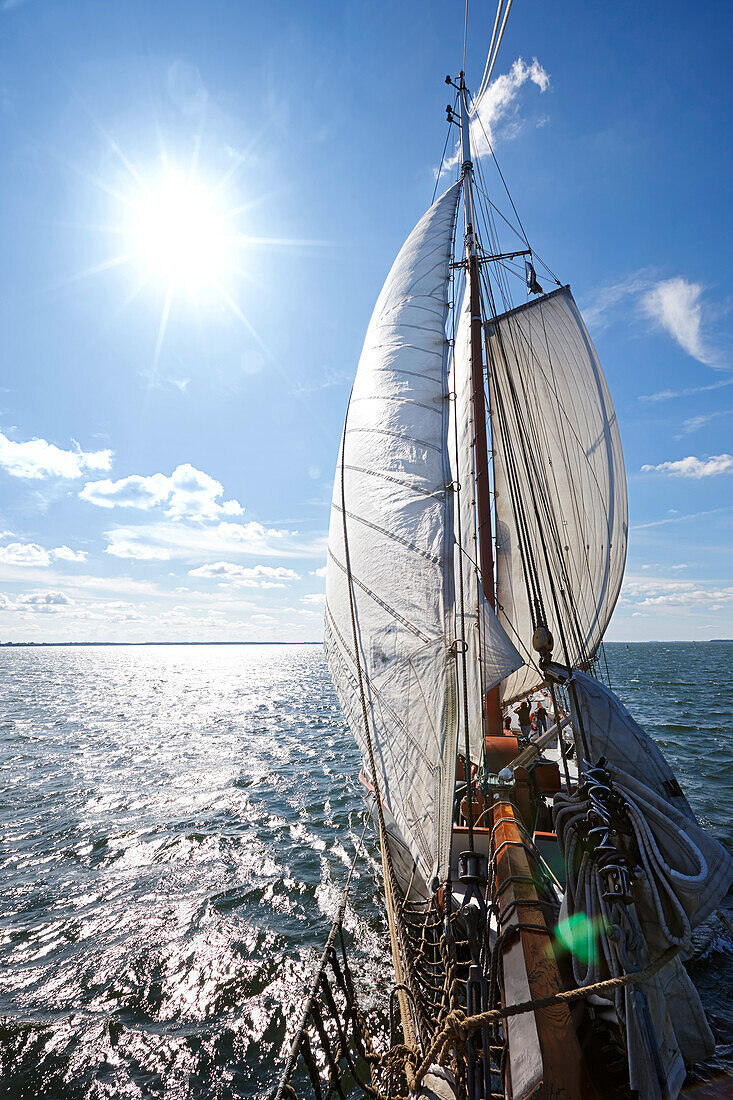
[0,642,730,1098]
[0,644,392,1098]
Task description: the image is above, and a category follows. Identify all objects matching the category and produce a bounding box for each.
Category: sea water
[0,642,730,1098]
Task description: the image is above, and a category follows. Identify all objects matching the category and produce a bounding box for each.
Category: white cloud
[0,589,74,614]
[0,431,111,480]
[582,274,726,371]
[310,565,327,578]
[18,590,72,610]
[104,519,324,562]
[52,546,88,562]
[642,278,716,366]
[301,593,325,606]
[105,539,172,561]
[81,463,242,521]
[81,472,170,511]
[0,541,51,566]
[0,541,89,567]
[641,454,733,478]
[472,59,550,150]
[188,562,300,587]
[441,58,549,175]
[619,573,733,614]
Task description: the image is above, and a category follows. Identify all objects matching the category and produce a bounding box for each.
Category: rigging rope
[432,91,459,204]
[274,818,370,1100]
[471,0,514,115]
[462,0,469,72]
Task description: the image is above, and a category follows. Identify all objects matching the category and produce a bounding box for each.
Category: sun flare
[130,171,231,293]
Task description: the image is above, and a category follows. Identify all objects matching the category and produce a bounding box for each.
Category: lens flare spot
[552,912,609,965]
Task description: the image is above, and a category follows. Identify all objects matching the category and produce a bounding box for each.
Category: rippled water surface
[0,642,731,1098]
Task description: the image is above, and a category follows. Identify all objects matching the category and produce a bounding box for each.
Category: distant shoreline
[0,639,729,648]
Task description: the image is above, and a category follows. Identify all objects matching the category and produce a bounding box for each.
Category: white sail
[325,183,461,886]
[449,286,523,757]
[487,287,628,701]
[325,182,520,885]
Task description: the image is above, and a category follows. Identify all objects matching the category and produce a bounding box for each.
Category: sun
[129,170,232,294]
[66,126,308,368]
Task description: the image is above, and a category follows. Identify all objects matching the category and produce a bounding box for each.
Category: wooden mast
[459,73,502,738]
[457,75,599,1100]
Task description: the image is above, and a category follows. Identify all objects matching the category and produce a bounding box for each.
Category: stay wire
[472,0,513,112]
[473,210,584,658]
[432,91,459,205]
[471,93,564,289]
[462,0,469,73]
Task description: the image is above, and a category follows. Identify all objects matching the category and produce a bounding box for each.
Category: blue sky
[0,0,730,642]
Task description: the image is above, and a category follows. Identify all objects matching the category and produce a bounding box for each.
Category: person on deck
[534,701,548,738]
[517,700,532,741]
[503,715,512,732]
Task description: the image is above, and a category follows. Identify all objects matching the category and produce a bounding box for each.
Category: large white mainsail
[325,183,520,885]
[486,286,628,701]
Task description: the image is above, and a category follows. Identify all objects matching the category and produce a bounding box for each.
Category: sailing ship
[275,6,733,1099]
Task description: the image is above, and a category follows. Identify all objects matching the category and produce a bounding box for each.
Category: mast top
[445,71,473,176]
[458,72,473,175]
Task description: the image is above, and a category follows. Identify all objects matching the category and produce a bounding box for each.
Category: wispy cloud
[0,431,111,480]
[676,409,733,438]
[641,454,733,478]
[104,519,326,562]
[581,271,653,332]
[440,58,550,177]
[583,274,728,372]
[632,505,732,531]
[638,377,733,403]
[188,561,300,588]
[642,278,718,366]
[166,60,208,117]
